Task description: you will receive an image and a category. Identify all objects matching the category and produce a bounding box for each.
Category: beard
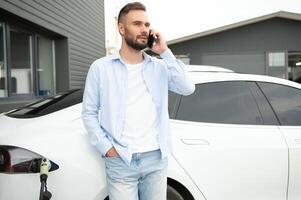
[124,31,147,51]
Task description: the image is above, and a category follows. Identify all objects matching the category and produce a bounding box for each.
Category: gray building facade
[0,0,105,112]
[168,11,301,83]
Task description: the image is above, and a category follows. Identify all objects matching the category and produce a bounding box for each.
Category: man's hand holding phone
[148,30,168,55]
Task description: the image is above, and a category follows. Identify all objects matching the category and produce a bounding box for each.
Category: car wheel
[167,184,185,200]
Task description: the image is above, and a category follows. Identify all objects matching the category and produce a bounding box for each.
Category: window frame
[0,22,56,99]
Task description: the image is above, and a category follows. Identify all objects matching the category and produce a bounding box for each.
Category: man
[82,2,195,200]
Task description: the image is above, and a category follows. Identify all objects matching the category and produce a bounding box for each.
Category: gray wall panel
[200,53,265,74]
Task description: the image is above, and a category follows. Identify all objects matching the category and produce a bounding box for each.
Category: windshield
[5,89,83,118]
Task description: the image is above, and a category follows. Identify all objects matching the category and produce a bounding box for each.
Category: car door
[170,81,288,200]
[257,82,301,200]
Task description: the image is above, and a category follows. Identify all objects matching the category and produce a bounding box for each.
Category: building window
[10,29,33,95]
[37,36,55,96]
[268,52,285,67]
[0,23,55,98]
[266,51,287,79]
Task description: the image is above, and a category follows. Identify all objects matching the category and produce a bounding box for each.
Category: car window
[168,91,180,119]
[258,82,301,126]
[248,83,279,125]
[176,81,264,125]
[5,89,83,118]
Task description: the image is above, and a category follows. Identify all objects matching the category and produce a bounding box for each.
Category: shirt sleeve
[160,49,195,96]
[81,61,113,156]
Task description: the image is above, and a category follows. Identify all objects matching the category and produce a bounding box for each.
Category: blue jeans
[105,149,168,200]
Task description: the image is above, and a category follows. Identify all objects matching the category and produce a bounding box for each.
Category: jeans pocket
[105,155,123,168]
[105,156,129,181]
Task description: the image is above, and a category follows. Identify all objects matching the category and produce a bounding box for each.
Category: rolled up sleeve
[160,49,195,96]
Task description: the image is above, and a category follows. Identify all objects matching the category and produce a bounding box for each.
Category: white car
[1,65,301,200]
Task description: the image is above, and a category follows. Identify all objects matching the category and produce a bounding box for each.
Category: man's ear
[118,23,125,36]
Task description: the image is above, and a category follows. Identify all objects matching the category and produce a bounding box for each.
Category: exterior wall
[0,0,105,89]
[169,18,301,74]
[0,0,105,112]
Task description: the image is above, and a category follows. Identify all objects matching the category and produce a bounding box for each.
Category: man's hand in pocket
[105,147,119,157]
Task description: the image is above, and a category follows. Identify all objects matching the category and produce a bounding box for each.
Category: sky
[104,0,301,50]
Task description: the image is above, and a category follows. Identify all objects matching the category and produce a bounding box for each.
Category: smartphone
[147,33,155,48]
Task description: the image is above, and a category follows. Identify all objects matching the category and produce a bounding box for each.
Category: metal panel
[200,53,265,74]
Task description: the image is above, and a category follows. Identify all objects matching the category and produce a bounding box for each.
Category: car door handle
[181,139,210,145]
[295,139,301,144]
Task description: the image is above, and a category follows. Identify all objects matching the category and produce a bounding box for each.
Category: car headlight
[0,145,59,174]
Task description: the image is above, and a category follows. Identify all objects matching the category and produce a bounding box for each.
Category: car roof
[186,65,234,72]
[188,70,301,89]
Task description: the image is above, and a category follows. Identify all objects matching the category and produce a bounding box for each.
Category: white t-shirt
[122,62,159,153]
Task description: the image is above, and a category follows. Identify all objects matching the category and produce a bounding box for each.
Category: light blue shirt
[82,49,195,165]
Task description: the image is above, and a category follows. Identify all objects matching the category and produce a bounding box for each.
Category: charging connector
[39,158,52,200]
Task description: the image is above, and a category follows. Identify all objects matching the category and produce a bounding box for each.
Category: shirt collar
[109,50,152,64]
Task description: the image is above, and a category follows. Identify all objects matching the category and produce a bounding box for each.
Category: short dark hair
[117,2,146,23]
